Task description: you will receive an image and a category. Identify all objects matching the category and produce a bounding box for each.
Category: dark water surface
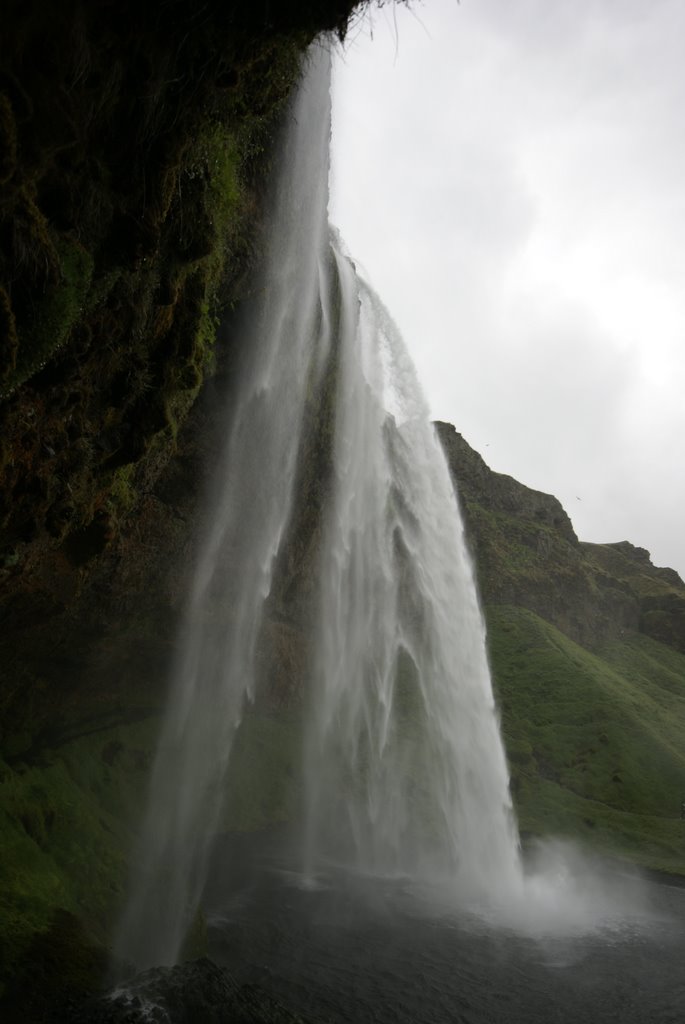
[205,841,685,1024]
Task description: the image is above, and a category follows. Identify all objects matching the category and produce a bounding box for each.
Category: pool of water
[204,838,685,1024]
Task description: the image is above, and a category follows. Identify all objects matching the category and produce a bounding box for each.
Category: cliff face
[582,540,685,653]
[0,0,369,706]
[436,422,685,654]
[0,5,360,1014]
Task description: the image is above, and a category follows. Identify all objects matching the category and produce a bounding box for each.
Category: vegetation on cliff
[2,1,683,1015]
[436,422,685,875]
[0,2,366,1014]
[0,1,353,622]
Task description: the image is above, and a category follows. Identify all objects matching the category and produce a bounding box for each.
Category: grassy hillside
[488,586,685,875]
[436,423,685,876]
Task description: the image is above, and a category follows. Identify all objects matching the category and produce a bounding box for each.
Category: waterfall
[303,241,520,894]
[113,45,336,971]
[114,41,521,972]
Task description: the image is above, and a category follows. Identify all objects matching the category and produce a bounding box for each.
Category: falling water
[303,239,520,895]
[113,46,337,971]
[115,42,523,972]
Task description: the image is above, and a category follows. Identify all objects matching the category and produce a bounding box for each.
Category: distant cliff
[436,422,685,654]
[437,421,685,878]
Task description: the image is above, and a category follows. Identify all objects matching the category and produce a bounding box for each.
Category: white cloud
[330,0,685,578]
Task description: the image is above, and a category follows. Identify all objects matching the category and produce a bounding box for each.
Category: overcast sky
[329,0,685,579]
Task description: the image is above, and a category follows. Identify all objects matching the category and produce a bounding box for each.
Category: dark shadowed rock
[69,957,312,1024]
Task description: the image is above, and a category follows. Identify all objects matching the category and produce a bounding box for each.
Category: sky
[329,0,685,579]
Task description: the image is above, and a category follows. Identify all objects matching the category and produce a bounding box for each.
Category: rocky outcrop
[0,1,364,743]
[68,958,311,1024]
[0,3,365,1012]
[436,423,577,544]
[436,421,685,653]
[582,540,685,653]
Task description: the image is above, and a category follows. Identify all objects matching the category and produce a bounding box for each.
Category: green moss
[1,237,94,399]
[187,124,245,360]
[162,381,202,444]
[148,123,248,446]
[1,909,109,1022]
[82,266,125,317]
[106,463,138,518]
[204,125,243,243]
[0,716,159,987]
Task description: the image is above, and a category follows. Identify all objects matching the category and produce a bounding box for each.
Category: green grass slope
[488,605,685,875]
[0,719,155,1005]
[0,697,303,1006]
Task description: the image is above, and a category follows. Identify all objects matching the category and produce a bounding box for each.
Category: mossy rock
[0,909,108,1022]
[0,285,18,376]
[0,717,159,990]
[0,92,18,186]
[1,236,93,398]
